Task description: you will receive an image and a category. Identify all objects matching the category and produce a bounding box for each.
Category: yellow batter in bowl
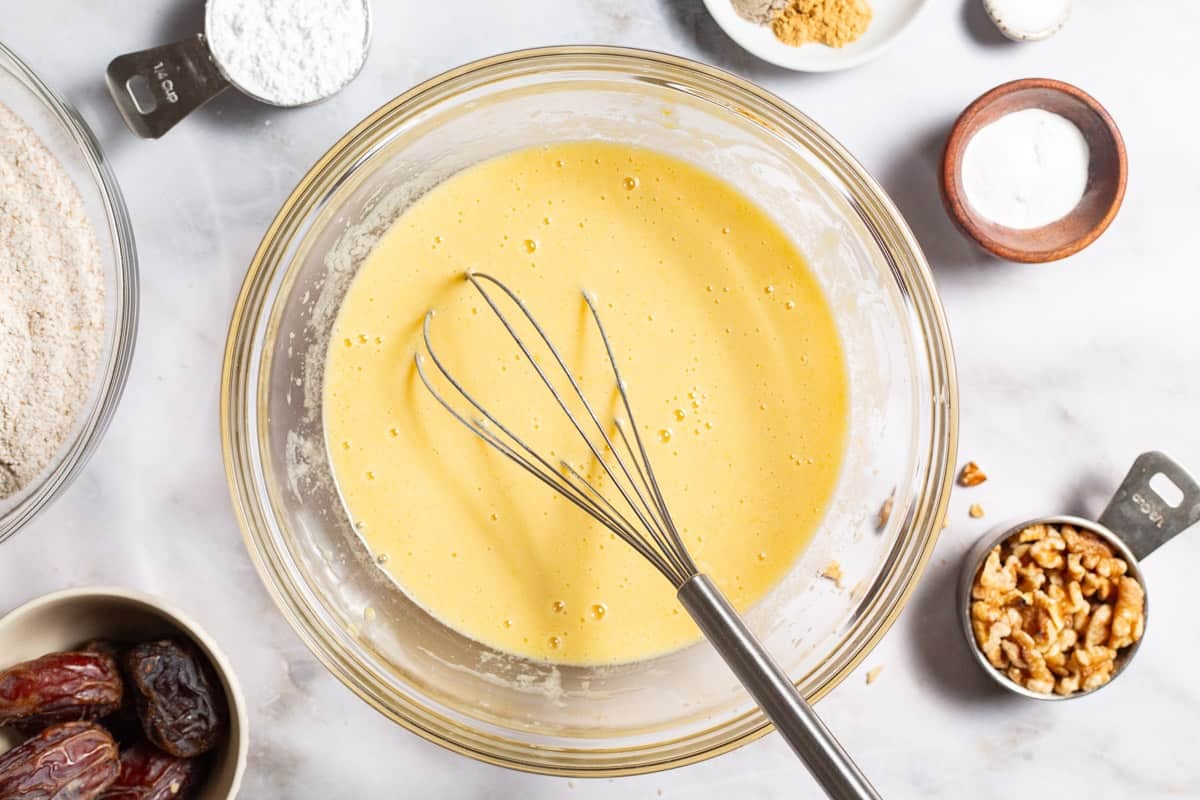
[324,142,848,665]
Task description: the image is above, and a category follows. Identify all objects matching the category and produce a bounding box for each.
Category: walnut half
[959,461,988,487]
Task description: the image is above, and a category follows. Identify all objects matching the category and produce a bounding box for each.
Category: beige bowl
[0,588,247,798]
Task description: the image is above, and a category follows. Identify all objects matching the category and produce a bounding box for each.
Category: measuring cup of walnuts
[959,451,1200,699]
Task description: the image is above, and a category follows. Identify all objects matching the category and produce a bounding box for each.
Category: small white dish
[983,0,1071,42]
[701,0,931,72]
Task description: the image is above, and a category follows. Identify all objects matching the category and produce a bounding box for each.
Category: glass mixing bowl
[222,47,957,775]
[0,42,139,544]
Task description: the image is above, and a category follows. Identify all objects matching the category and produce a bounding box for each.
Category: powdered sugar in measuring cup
[106,0,371,138]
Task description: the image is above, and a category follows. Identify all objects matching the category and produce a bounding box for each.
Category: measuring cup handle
[106,35,230,139]
[1098,451,1200,561]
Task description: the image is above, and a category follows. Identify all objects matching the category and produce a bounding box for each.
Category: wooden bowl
[941,78,1127,263]
[0,588,248,799]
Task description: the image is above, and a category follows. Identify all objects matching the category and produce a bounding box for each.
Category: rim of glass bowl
[221,46,958,776]
[0,42,139,545]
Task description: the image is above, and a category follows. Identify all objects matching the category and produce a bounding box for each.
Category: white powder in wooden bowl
[961,108,1090,230]
[0,102,105,500]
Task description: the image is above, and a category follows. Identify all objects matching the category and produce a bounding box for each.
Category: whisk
[415,273,880,800]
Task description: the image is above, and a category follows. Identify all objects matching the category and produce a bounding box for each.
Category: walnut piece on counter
[819,560,844,588]
[877,495,894,530]
[865,665,884,685]
[969,523,1145,696]
[969,503,985,519]
[959,461,988,487]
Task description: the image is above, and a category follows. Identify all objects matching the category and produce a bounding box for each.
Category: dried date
[124,641,227,759]
[0,721,119,799]
[78,643,140,745]
[0,652,123,729]
[80,642,123,662]
[98,743,203,800]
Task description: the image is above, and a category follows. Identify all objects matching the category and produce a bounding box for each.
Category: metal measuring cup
[105,0,372,139]
[958,451,1200,699]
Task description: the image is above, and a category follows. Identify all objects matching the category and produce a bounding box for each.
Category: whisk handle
[677,574,881,800]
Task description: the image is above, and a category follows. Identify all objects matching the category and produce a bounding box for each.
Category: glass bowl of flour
[0,42,138,544]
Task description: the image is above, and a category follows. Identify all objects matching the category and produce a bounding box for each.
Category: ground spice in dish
[772,0,872,48]
[732,0,788,24]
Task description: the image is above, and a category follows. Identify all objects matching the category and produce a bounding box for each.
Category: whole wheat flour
[0,102,105,500]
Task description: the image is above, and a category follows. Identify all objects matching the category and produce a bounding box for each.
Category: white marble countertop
[5,1,1200,797]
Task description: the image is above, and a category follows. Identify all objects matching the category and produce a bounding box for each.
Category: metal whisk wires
[414,272,698,589]
[415,272,880,799]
